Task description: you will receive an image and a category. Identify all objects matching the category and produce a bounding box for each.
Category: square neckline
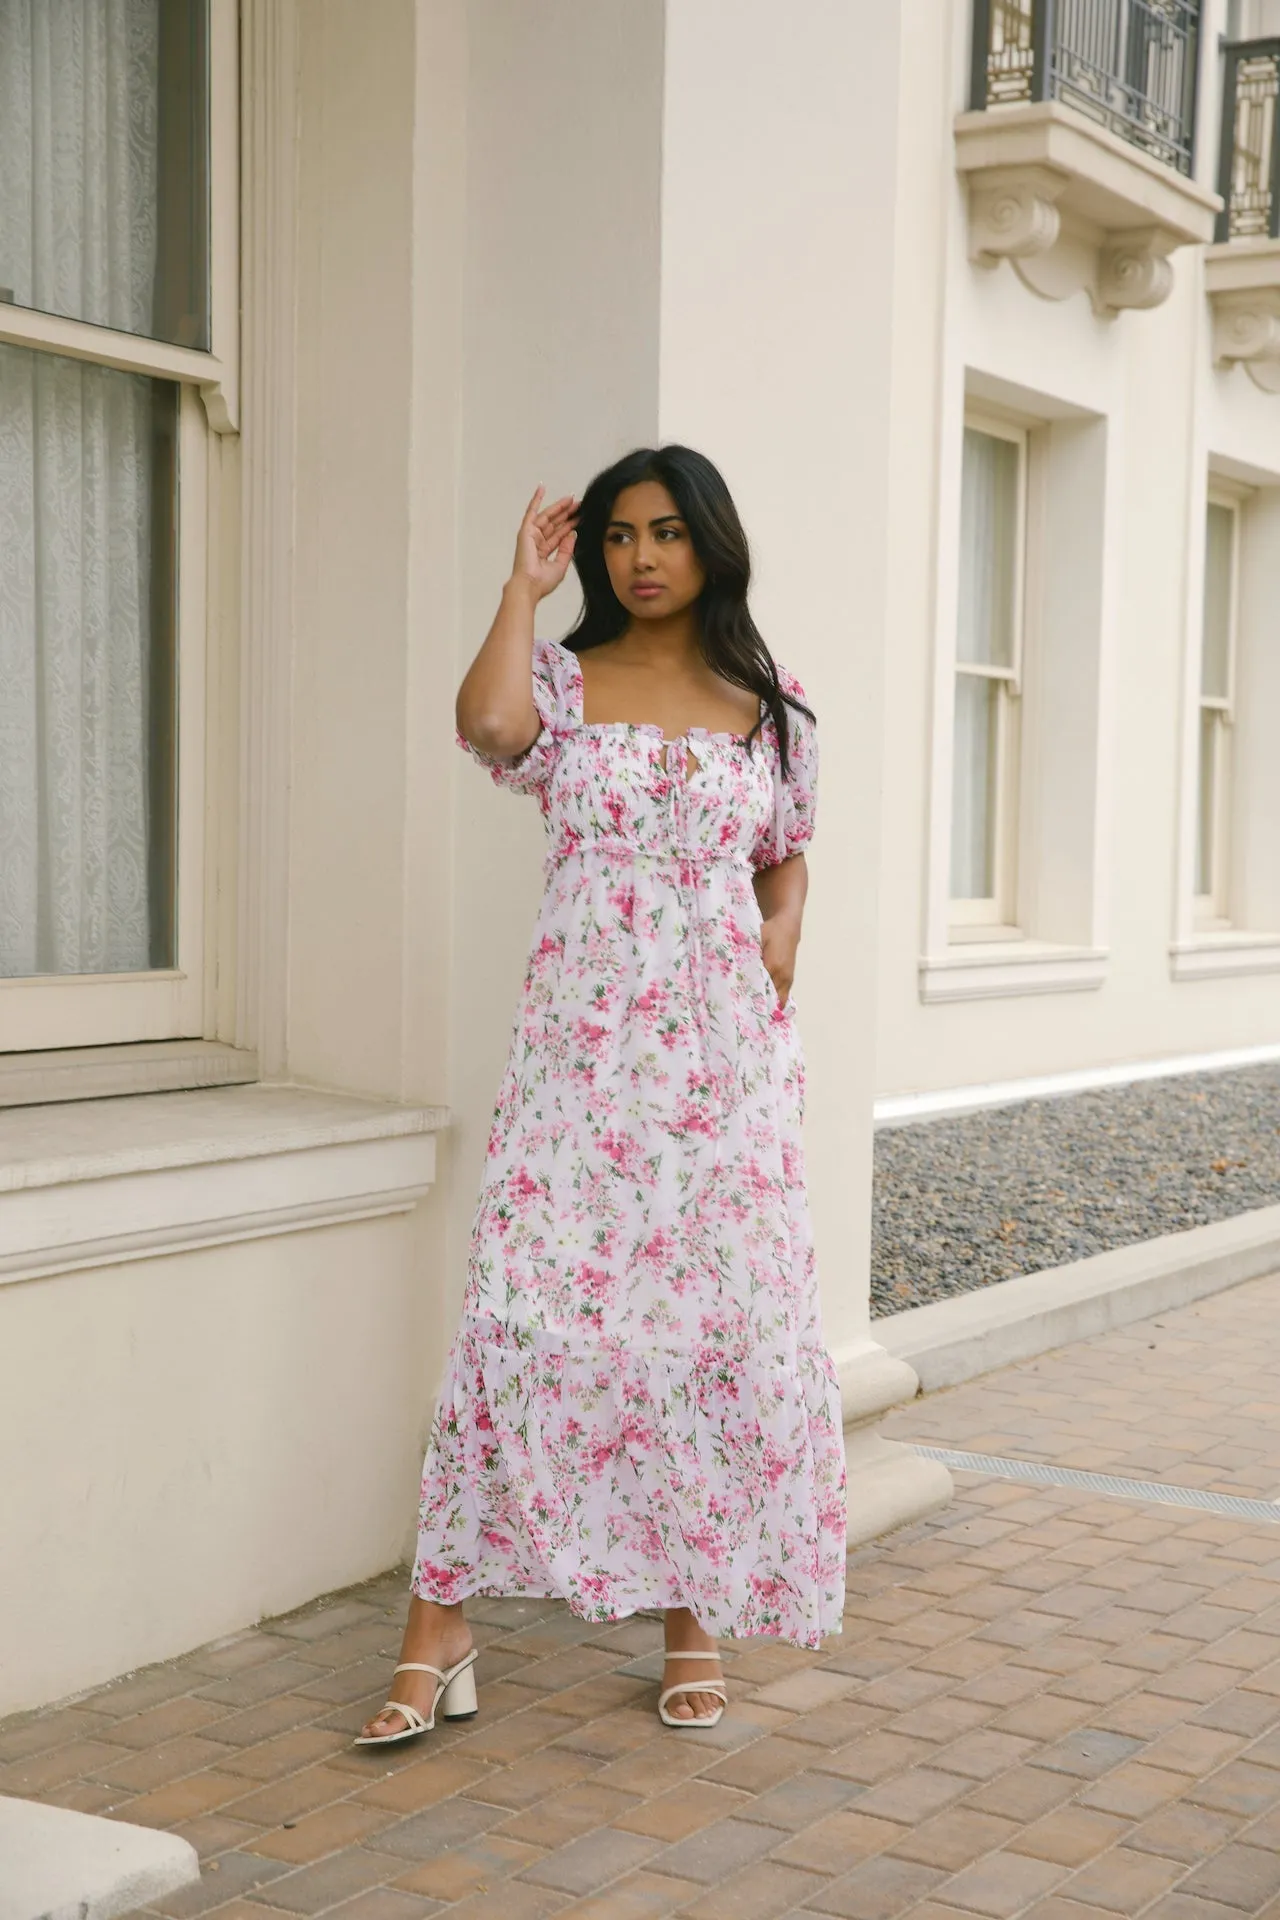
[559,641,766,747]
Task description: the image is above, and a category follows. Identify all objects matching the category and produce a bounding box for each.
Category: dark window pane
[0,0,210,350]
[0,341,178,976]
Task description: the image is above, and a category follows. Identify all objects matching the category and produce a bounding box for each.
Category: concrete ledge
[832,1336,956,1541]
[0,1086,449,1287]
[0,1795,198,1920]
[0,1041,259,1111]
[876,1203,1280,1392]
[845,1425,955,1548]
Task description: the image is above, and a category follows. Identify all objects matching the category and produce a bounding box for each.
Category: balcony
[1206,39,1280,390]
[957,0,1220,314]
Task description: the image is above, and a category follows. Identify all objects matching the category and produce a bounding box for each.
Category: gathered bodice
[541,722,788,879]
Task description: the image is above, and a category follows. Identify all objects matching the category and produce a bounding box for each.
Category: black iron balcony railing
[970,0,1202,178]
[1216,40,1280,241]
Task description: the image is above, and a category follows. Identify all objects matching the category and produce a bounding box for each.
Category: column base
[833,1339,954,1548]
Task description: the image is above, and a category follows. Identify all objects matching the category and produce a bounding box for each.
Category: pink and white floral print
[413,636,847,1647]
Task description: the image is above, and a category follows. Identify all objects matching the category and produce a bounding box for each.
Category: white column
[656,0,951,1537]
[447,0,666,1284]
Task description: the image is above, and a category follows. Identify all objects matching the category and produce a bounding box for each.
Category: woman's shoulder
[774,660,809,705]
[531,635,582,714]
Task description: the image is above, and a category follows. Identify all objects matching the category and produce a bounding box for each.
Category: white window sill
[946,923,1025,946]
[1170,931,1280,981]
[920,941,1108,1003]
[0,1084,449,1287]
[0,1039,259,1110]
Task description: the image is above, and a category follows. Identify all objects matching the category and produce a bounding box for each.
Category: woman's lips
[630,582,665,598]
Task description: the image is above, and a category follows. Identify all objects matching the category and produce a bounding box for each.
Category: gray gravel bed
[871,1062,1280,1319]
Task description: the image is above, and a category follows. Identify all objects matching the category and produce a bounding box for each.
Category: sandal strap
[662,1650,723,1661]
[658,1681,728,1712]
[380,1698,430,1734]
[393,1661,445,1683]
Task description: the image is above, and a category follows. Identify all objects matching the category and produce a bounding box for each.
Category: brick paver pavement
[4,1271,1280,1919]
[881,1270,1280,1501]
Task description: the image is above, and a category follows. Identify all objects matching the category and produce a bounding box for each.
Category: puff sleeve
[751,664,818,871]
[454,635,570,798]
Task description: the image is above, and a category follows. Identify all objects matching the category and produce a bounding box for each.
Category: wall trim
[1170,933,1280,980]
[238,0,300,1072]
[0,1086,447,1286]
[876,1038,1280,1127]
[0,1041,258,1111]
[918,943,1108,1003]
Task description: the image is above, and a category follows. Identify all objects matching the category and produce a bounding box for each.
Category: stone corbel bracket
[1205,239,1280,393]
[956,101,1220,319]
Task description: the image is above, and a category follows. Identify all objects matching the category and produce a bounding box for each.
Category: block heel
[440,1662,479,1719]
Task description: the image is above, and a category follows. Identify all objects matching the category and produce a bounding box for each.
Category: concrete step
[877,1200,1280,1391]
[0,1795,199,1920]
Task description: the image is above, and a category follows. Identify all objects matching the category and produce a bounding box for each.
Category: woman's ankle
[400,1597,469,1657]
[663,1606,719,1656]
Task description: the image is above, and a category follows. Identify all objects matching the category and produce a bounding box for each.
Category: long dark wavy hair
[562,444,813,779]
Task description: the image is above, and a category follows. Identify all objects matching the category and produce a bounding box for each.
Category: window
[923,393,1111,1003]
[950,418,1026,935]
[1193,492,1240,928]
[0,0,234,1054]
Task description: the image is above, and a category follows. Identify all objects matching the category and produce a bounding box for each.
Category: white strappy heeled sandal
[353,1649,479,1747]
[658,1649,727,1729]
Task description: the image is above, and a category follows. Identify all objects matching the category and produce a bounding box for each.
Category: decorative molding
[207,0,241,433]
[968,164,1066,265]
[956,101,1220,317]
[830,1337,922,1428]
[1205,240,1280,392]
[238,0,300,1071]
[1095,227,1177,316]
[0,1041,258,1111]
[919,943,1108,1003]
[1170,932,1280,980]
[0,1086,447,1287]
[828,1337,954,1547]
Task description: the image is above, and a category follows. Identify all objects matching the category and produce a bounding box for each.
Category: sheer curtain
[0,0,161,977]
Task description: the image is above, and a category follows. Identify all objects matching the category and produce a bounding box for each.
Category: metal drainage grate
[909,1446,1280,1525]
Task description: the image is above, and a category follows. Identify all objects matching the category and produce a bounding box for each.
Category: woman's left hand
[761,914,800,1008]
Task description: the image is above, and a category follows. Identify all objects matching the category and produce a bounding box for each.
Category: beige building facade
[1,0,1277,1717]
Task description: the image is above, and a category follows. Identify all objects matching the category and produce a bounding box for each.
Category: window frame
[949,408,1028,939]
[1193,484,1243,932]
[0,0,238,1054]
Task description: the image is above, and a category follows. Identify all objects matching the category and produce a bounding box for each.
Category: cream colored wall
[447,0,907,1363]
[447,0,665,1297]
[875,0,1280,1101]
[291,0,419,1102]
[656,0,901,1358]
[0,1214,430,1717]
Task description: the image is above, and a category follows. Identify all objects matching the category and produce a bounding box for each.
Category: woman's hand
[511,485,578,601]
[761,913,800,1009]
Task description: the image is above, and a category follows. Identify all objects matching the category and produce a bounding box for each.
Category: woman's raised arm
[456,487,578,760]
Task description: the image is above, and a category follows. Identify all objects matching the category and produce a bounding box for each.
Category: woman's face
[603,480,707,621]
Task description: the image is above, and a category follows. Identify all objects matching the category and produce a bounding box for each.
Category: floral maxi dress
[413,637,847,1646]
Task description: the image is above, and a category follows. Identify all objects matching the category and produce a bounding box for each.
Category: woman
[358,445,846,1743]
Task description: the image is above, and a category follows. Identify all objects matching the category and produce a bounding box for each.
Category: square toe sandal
[353,1649,479,1747]
[658,1649,728,1728]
